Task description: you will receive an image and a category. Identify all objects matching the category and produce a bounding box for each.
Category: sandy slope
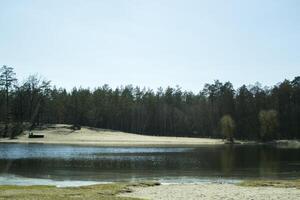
[0,124,223,146]
[120,183,300,200]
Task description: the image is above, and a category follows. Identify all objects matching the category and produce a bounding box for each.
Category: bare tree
[23,75,51,130]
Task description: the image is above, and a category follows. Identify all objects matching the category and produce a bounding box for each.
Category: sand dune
[0,124,224,146]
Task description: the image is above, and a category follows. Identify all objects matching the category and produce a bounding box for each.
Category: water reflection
[0,144,300,182]
[259,147,278,177]
[220,145,234,176]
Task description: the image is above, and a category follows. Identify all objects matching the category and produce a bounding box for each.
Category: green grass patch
[238,179,300,189]
[0,182,158,200]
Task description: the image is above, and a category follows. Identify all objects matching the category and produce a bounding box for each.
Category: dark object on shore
[28,132,44,138]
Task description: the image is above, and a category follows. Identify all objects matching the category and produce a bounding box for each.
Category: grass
[238,179,300,189]
[0,181,160,200]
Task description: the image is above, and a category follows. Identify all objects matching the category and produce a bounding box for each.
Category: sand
[120,183,300,200]
[0,124,224,146]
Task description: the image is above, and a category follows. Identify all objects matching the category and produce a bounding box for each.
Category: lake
[0,143,300,185]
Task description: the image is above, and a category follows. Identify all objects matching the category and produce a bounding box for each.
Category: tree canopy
[259,110,279,141]
[0,65,299,140]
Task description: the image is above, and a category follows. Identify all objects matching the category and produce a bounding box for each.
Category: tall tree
[258,110,279,141]
[235,85,257,139]
[0,65,17,137]
[291,77,300,138]
[22,75,51,130]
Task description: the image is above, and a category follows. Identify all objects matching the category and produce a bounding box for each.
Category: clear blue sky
[0,0,299,92]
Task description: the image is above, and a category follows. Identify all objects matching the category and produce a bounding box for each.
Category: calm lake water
[0,144,300,184]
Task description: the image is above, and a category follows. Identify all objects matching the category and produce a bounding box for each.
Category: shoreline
[0,124,228,147]
[1,135,298,148]
[0,125,298,148]
[1,180,299,200]
[0,139,227,147]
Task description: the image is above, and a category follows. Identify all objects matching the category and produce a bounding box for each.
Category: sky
[0,0,299,92]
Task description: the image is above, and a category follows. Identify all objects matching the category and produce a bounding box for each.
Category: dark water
[0,144,300,183]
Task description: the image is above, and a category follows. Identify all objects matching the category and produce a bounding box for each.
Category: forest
[0,65,299,141]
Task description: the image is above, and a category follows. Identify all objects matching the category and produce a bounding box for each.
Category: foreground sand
[120,183,300,200]
[0,124,224,146]
[1,182,300,200]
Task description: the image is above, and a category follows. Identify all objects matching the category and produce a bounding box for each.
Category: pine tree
[0,65,17,137]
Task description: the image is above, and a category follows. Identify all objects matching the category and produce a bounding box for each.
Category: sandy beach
[0,124,224,146]
[120,183,300,200]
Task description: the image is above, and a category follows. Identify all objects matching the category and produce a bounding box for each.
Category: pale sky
[0,0,299,92]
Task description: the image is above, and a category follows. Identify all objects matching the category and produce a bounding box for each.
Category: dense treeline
[0,66,299,140]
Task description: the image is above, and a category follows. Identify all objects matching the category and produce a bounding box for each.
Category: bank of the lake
[0,124,227,146]
[0,182,159,200]
[1,180,300,200]
[1,124,298,148]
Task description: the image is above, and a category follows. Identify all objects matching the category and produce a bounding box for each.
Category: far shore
[0,124,299,147]
[0,124,227,147]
